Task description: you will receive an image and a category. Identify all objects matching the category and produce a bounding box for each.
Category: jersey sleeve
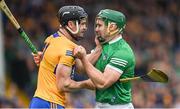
[59,50,75,67]
[107,51,133,74]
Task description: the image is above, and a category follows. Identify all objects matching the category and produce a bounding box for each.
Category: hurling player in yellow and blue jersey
[30,6,102,108]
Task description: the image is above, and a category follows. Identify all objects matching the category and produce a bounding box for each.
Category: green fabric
[95,38,135,104]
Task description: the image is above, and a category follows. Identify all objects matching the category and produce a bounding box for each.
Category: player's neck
[111,34,122,41]
[108,34,122,44]
[58,28,76,42]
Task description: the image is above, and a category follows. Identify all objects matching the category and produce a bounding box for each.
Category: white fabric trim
[110,61,126,67]
[110,60,127,66]
[111,58,128,63]
[106,64,123,74]
[109,35,122,44]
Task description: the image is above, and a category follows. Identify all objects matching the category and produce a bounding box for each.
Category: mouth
[95,32,101,36]
[81,30,86,34]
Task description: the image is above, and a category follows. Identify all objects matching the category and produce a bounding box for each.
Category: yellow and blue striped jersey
[34,31,77,106]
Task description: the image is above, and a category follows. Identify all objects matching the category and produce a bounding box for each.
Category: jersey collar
[108,35,122,44]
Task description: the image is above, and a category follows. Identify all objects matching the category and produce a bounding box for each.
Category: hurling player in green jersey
[74,9,136,109]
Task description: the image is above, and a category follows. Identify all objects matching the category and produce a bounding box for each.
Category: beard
[71,31,85,41]
[73,35,84,41]
[97,36,106,43]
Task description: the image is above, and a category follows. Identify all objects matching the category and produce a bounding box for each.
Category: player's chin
[79,33,85,37]
[79,36,84,39]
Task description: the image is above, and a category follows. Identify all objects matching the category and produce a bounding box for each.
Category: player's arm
[88,35,102,64]
[56,64,95,92]
[74,36,102,73]
[81,57,122,89]
[87,46,102,64]
[75,46,102,73]
[74,46,125,89]
[78,79,96,90]
[56,64,83,92]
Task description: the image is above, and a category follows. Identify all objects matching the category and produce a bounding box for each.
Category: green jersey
[95,36,135,105]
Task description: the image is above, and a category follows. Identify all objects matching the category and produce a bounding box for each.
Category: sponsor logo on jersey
[66,50,73,56]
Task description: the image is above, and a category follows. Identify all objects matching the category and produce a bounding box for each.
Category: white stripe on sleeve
[110,60,127,67]
[111,58,128,63]
[106,64,123,74]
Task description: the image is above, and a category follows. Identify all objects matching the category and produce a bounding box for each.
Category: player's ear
[109,23,117,31]
[67,21,75,29]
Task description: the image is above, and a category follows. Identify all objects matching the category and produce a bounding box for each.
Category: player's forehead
[95,18,104,25]
[80,18,87,24]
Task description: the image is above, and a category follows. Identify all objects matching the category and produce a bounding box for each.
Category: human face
[95,18,108,43]
[76,18,88,38]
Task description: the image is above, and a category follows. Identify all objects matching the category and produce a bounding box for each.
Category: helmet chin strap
[65,20,79,34]
[107,22,120,36]
[65,20,83,41]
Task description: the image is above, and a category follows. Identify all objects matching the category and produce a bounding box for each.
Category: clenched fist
[73,46,86,60]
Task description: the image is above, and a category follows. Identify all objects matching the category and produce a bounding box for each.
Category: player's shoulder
[44,32,59,43]
[112,47,135,61]
[44,31,64,43]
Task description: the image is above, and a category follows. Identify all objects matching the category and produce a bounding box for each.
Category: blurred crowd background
[0,0,180,108]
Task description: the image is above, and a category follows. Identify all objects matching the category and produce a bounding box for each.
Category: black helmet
[57,6,88,26]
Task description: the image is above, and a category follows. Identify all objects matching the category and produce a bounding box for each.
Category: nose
[82,24,87,31]
[84,25,87,30]
[95,26,99,33]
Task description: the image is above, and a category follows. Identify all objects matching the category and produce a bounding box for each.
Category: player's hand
[95,36,102,52]
[32,51,43,66]
[73,46,86,60]
[95,36,102,48]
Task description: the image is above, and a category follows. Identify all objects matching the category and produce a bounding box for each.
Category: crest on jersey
[103,53,108,60]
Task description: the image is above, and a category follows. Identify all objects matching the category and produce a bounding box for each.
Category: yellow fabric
[34,31,77,106]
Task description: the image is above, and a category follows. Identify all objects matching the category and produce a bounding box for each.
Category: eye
[95,24,100,28]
